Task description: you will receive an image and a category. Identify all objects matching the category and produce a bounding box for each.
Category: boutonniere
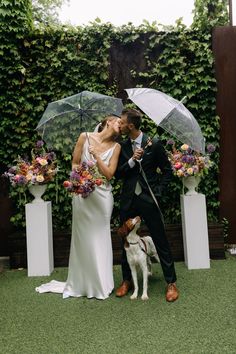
[144,137,153,149]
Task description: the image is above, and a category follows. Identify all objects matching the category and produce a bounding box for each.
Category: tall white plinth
[180,194,210,269]
[25,201,54,276]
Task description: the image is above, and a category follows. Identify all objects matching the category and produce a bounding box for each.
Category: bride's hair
[97,115,119,133]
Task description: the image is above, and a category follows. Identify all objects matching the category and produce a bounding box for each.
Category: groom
[115,108,179,302]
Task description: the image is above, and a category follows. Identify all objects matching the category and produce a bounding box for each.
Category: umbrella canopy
[125,88,205,153]
[36,91,124,153]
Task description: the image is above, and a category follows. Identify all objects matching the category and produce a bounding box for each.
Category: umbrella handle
[86,132,91,145]
[86,132,93,160]
[137,160,164,224]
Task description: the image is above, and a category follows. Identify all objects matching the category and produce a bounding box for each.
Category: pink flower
[174,162,182,170]
[63,180,72,188]
[95,179,103,186]
[87,160,95,167]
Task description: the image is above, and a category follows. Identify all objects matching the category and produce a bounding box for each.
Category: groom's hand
[132,148,144,161]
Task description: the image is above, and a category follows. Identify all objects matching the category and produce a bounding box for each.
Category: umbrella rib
[37,107,116,130]
[82,97,98,109]
[81,96,118,111]
[161,124,200,151]
[36,108,81,128]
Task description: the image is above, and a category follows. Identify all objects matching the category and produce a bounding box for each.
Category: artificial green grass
[1,255,236,354]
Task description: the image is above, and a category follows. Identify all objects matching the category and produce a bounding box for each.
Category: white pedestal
[180,194,210,269]
[25,201,54,276]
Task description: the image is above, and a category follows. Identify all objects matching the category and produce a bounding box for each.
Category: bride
[36,115,121,299]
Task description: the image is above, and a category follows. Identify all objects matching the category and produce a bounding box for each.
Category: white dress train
[36,138,116,300]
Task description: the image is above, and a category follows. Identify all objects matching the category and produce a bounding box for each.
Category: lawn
[1,254,236,354]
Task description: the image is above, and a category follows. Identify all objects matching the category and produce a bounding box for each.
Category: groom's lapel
[141,133,148,149]
[123,138,133,158]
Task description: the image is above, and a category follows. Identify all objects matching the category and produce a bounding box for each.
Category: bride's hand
[88,145,98,158]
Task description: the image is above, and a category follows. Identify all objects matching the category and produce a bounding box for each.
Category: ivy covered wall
[0,0,228,231]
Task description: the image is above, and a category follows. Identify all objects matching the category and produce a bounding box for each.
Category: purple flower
[8,166,17,174]
[47,152,56,161]
[36,140,44,148]
[70,170,78,179]
[187,155,195,164]
[31,176,37,183]
[81,161,87,169]
[207,144,215,154]
[17,175,27,185]
[181,155,195,164]
[167,139,175,145]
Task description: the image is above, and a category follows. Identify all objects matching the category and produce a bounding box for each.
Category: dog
[118,216,160,300]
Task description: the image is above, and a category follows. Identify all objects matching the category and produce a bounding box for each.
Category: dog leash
[139,238,148,255]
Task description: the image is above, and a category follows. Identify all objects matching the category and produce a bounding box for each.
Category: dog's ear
[117,224,129,238]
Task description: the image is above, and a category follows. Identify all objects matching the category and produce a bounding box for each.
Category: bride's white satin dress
[36,138,116,300]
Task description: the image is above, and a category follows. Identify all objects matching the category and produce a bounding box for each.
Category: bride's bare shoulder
[113,142,121,153]
[74,132,87,146]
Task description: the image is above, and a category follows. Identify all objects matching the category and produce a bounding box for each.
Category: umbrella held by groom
[115,108,179,302]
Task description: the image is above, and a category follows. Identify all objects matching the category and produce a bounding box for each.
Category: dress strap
[85,132,90,145]
[111,142,118,152]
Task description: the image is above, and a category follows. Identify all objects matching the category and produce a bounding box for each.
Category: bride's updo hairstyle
[97,115,119,133]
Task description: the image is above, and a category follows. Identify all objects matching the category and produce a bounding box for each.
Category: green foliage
[192,0,229,30]
[0,0,226,230]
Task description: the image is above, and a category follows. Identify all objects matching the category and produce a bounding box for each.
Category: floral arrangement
[167,140,215,178]
[63,161,106,198]
[3,140,57,187]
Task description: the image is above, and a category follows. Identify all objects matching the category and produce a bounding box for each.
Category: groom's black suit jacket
[116,133,173,211]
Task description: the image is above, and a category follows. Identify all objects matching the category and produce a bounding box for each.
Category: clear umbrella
[125,88,205,153]
[36,91,124,153]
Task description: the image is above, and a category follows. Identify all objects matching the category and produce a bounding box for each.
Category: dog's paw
[141,294,149,301]
[148,271,152,277]
[130,293,138,300]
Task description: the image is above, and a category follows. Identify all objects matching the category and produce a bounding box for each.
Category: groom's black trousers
[120,194,177,284]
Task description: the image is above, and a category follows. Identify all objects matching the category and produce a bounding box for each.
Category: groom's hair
[122,108,142,130]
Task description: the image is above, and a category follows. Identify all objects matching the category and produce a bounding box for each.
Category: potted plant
[167,140,215,195]
[3,140,57,203]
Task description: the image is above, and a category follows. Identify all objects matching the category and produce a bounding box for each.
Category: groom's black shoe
[116,280,133,297]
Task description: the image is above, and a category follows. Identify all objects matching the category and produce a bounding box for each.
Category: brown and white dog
[118,216,160,300]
